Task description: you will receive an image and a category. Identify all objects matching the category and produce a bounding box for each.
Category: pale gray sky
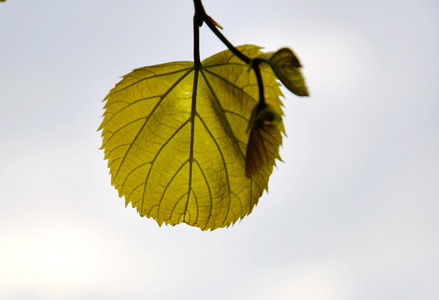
[1,0,438,299]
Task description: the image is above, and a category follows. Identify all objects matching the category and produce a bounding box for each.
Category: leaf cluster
[99,1,308,230]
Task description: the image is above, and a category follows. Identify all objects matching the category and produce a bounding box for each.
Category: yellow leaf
[99,45,284,230]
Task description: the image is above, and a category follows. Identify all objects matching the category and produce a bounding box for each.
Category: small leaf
[269,48,309,97]
[100,45,284,230]
[245,104,282,177]
[246,123,282,178]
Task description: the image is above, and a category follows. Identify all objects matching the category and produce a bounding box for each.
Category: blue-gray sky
[1,0,438,299]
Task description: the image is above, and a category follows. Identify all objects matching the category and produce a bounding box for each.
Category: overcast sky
[1,0,438,299]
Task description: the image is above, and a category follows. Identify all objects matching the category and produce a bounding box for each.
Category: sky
[1,0,438,299]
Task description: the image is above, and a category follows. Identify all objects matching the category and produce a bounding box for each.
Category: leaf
[245,104,282,178]
[99,45,284,230]
[268,48,309,97]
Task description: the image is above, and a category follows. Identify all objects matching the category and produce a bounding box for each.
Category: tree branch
[193,0,267,109]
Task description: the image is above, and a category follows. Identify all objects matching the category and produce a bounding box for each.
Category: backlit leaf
[99,45,284,230]
[268,48,309,97]
[245,104,282,178]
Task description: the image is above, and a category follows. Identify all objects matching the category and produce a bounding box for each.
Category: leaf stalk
[193,0,266,108]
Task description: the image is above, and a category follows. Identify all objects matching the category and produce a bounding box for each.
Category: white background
[1,0,438,299]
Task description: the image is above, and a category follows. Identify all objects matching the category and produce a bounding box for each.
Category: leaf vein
[193,159,212,227]
[113,69,193,183]
[196,114,232,227]
[157,160,190,221]
[201,70,247,159]
[108,66,194,97]
[141,119,191,213]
